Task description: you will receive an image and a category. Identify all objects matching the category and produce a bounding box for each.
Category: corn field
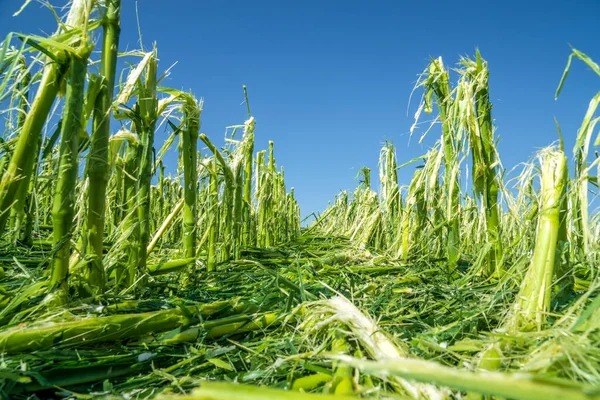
[1,1,600,399]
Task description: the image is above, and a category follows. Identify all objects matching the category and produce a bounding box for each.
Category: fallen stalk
[334,355,600,400]
[160,312,280,345]
[0,299,245,353]
[148,257,196,276]
[147,198,184,255]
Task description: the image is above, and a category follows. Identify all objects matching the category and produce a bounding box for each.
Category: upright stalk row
[0,1,301,303]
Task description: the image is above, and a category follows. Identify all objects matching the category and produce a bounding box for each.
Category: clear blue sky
[1,0,599,218]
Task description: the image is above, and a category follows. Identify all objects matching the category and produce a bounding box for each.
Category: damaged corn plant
[1,1,600,400]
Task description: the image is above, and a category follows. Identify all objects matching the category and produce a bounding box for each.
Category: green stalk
[147,198,184,255]
[222,181,233,260]
[113,154,124,227]
[242,89,255,247]
[158,161,165,225]
[509,148,568,331]
[361,167,371,190]
[256,150,266,246]
[83,0,121,295]
[207,156,219,272]
[200,134,233,261]
[232,163,243,259]
[0,300,240,353]
[181,100,200,261]
[555,49,600,260]
[423,58,461,272]
[461,51,504,278]
[266,141,275,247]
[0,0,92,235]
[0,308,189,354]
[0,137,15,177]
[12,58,33,245]
[379,142,399,251]
[160,312,279,344]
[10,362,150,394]
[336,356,599,400]
[148,257,196,276]
[399,169,424,261]
[571,107,598,262]
[122,141,141,287]
[0,57,68,234]
[49,50,90,305]
[287,188,299,240]
[134,51,158,285]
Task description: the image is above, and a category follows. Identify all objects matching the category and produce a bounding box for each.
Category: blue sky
[1,0,599,218]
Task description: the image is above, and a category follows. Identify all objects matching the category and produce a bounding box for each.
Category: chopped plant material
[0,2,599,399]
